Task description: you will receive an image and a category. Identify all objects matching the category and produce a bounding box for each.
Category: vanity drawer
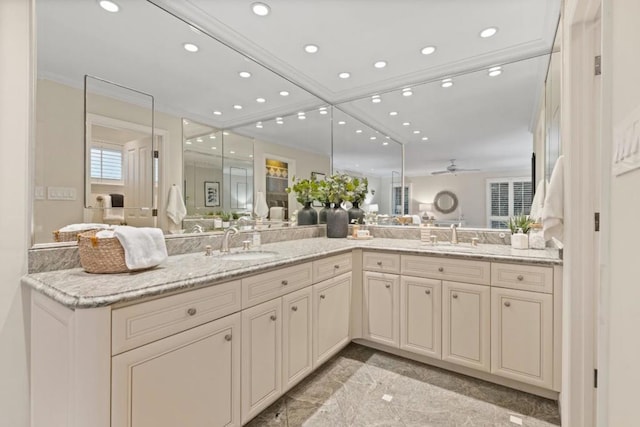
[313,252,352,283]
[363,251,400,274]
[242,262,313,308]
[491,262,553,293]
[112,280,241,355]
[401,255,490,285]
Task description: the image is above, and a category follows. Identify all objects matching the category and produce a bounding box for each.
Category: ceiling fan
[431,159,481,175]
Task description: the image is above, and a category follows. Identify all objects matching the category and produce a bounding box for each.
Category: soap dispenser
[511,228,529,249]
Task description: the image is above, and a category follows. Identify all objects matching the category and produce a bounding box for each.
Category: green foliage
[219,211,232,221]
[508,214,533,234]
[326,173,368,204]
[286,176,321,204]
[231,212,240,220]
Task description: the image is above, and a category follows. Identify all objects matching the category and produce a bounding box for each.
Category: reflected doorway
[265,158,289,220]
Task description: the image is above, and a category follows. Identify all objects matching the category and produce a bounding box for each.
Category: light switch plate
[47,186,77,201]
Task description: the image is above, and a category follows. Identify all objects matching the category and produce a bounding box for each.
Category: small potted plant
[508,214,533,249]
[220,211,232,228]
[347,176,368,224]
[324,173,353,237]
[286,176,319,225]
[316,179,332,224]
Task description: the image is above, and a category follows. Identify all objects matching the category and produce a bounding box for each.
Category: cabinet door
[241,298,282,425]
[282,287,313,392]
[400,276,441,359]
[313,272,352,367]
[112,313,241,427]
[442,281,490,372]
[363,271,400,347]
[491,287,553,388]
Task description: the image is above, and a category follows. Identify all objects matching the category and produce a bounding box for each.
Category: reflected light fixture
[256,97,266,103]
[480,27,498,38]
[389,111,398,116]
[338,121,346,125]
[338,72,351,79]
[304,44,319,53]
[99,1,119,12]
[421,46,436,55]
[374,60,387,69]
[233,104,243,110]
[213,110,222,116]
[251,2,270,16]
[183,43,199,53]
[279,90,289,96]
[239,71,251,78]
[488,66,502,77]
[441,78,453,88]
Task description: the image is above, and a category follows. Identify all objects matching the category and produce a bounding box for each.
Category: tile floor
[246,343,561,427]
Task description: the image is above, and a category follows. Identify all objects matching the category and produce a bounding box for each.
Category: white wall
[606,0,640,423]
[407,169,529,227]
[0,0,32,426]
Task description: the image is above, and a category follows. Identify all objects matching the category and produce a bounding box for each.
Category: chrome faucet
[450,224,459,244]
[221,226,239,252]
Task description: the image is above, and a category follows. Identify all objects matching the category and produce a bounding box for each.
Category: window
[392,185,409,215]
[486,177,532,228]
[91,145,123,183]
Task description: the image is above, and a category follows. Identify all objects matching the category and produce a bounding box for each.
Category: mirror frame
[433,190,458,214]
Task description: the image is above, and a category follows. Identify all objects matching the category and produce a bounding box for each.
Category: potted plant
[316,179,332,224]
[220,211,232,228]
[346,176,368,224]
[285,176,318,225]
[324,173,352,238]
[508,214,533,249]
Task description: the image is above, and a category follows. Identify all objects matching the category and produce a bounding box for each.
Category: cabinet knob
[270,314,277,321]
[320,294,326,299]
[224,334,232,341]
[425,289,431,295]
[377,261,383,266]
[517,275,524,281]
[334,264,340,269]
[452,293,458,299]
[281,280,288,286]
[291,305,298,312]
[438,267,444,273]
[504,301,511,307]
[187,308,197,316]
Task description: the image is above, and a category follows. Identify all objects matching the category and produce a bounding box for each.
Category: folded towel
[110,193,124,208]
[59,223,109,232]
[95,229,115,239]
[102,194,125,222]
[542,155,564,242]
[113,226,168,270]
[529,180,545,222]
[166,185,187,225]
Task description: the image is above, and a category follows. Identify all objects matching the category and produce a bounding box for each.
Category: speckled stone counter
[23,237,561,309]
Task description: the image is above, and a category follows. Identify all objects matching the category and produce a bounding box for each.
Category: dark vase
[348,201,365,225]
[326,203,348,238]
[297,202,318,225]
[319,202,332,224]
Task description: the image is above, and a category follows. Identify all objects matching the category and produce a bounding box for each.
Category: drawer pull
[291,305,298,312]
[377,261,383,266]
[224,334,232,341]
[385,284,391,289]
[504,301,511,307]
[438,267,444,272]
[281,280,289,286]
[517,275,524,281]
[320,294,326,299]
[452,293,458,299]
[334,264,340,269]
[270,314,277,321]
[425,289,431,295]
[186,308,197,316]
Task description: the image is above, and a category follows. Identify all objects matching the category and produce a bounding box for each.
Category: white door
[241,298,282,425]
[363,271,400,348]
[442,281,490,372]
[400,276,441,359]
[111,313,241,427]
[313,272,352,367]
[282,287,313,392]
[491,287,553,389]
[123,136,153,227]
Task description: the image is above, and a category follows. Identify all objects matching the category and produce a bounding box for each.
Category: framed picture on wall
[204,181,220,207]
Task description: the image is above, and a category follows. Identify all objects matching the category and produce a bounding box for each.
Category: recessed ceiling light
[370,136,377,140]
[230,151,236,154]
[233,104,243,110]
[183,43,199,53]
[213,110,222,116]
[413,130,421,134]
[256,124,263,128]
[382,142,389,146]
[420,46,436,55]
[251,2,270,16]
[338,121,346,125]
[389,111,398,116]
[297,111,305,116]
[256,97,266,103]
[441,78,453,88]
[298,115,306,120]
[99,0,119,12]
[304,44,319,53]
[239,71,251,78]
[319,107,327,111]
[480,27,498,38]
[421,137,429,141]
[488,66,502,77]
[185,141,192,145]
[276,121,283,125]
[402,90,413,97]
[338,72,351,79]
[196,138,203,142]
[279,90,289,96]
[402,122,410,126]
[356,129,363,134]
[209,135,216,139]
[374,60,387,69]
[371,95,382,104]
[319,110,328,115]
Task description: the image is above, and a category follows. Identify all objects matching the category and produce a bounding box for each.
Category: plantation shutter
[91,146,123,181]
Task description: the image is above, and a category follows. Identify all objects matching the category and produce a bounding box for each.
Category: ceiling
[36,0,560,177]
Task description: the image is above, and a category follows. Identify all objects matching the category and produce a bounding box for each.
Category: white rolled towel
[113,226,168,270]
[542,155,564,242]
[166,185,187,225]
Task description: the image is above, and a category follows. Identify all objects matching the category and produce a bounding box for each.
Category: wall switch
[47,186,77,201]
[35,186,45,200]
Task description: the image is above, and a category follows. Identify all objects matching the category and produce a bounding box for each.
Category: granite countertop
[22,238,561,309]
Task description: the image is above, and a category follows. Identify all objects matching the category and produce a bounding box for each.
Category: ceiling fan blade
[454,168,481,172]
[431,170,450,175]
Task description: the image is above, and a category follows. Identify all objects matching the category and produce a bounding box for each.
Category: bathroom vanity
[24,237,561,427]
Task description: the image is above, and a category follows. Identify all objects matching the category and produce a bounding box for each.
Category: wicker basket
[78,230,129,274]
[52,227,102,243]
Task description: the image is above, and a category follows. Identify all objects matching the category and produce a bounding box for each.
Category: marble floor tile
[246,343,561,426]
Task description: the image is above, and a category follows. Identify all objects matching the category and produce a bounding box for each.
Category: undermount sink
[222,251,278,261]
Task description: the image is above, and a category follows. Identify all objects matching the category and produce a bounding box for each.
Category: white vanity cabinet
[399,276,441,359]
[112,313,241,427]
[362,271,400,347]
[282,287,313,392]
[313,272,352,367]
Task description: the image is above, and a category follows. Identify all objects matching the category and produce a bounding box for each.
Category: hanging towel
[542,155,564,242]
[166,185,187,225]
[113,226,168,270]
[529,180,545,222]
[109,193,124,207]
[102,194,125,222]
